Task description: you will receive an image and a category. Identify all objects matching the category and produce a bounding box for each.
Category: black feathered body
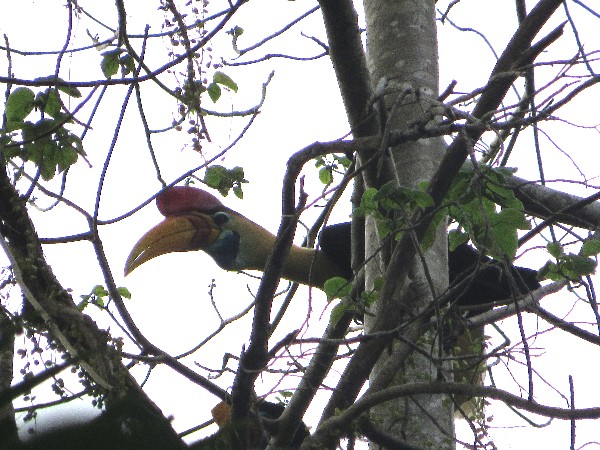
[320,222,540,309]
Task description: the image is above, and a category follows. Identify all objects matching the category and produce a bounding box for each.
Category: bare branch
[305,381,600,448]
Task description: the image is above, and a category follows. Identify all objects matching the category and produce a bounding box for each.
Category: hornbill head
[124,186,348,287]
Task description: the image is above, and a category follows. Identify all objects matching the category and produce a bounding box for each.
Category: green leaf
[334,155,352,169]
[22,120,54,180]
[207,82,221,102]
[58,85,81,99]
[22,120,81,180]
[493,208,530,230]
[55,146,77,173]
[359,276,384,307]
[227,26,244,38]
[33,76,82,98]
[359,188,378,211]
[204,165,248,197]
[92,285,109,297]
[117,287,132,299]
[352,206,367,218]
[35,89,62,118]
[581,240,600,257]
[319,167,333,185]
[493,166,518,177]
[375,219,392,239]
[483,208,529,258]
[491,223,518,259]
[448,229,469,251]
[120,54,135,75]
[323,277,351,301]
[539,254,597,281]
[411,190,434,208]
[213,71,238,92]
[372,182,433,211]
[233,186,243,199]
[204,165,227,190]
[547,242,563,258]
[446,171,471,202]
[568,255,596,277]
[539,261,564,281]
[329,302,353,327]
[420,206,449,251]
[372,276,384,291]
[101,49,121,78]
[360,289,378,306]
[77,295,90,311]
[55,133,80,172]
[5,87,35,126]
[3,144,22,160]
[372,181,397,203]
[229,26,244,52]
[486,180,522,209]
[34,144,57,181]
[231,166,245,180]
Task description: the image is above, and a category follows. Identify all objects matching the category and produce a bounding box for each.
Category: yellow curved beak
[124,215,220,275]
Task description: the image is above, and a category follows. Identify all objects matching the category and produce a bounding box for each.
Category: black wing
[320,222,540,307]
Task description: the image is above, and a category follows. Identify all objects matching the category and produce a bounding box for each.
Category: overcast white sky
[2,1,600,448]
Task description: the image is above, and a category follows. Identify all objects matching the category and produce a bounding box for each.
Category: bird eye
[212,212,230,225]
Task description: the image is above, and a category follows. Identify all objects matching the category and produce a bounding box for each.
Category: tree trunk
[0,311,17,446]
[363,1,454,447]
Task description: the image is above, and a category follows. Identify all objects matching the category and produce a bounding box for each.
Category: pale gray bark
[363,1,455,448]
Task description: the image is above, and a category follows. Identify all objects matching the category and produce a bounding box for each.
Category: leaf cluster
[353,181,434,240]
[444,167,531,260]
[78,285,131,311]
[422,166,531,259]
[325,276,383,327]
[314,154,351,186]
[351,167,534,262]
[100,49,135,78]
[207,71,238,103]
[538,240,600,281]
[203,165,248,198]
[3,83,84,181]
[181,71,239,110]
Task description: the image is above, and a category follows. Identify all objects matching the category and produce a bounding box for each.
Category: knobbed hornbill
[125,186,351,287]
[125,186,540,417]
[125,186,539,308]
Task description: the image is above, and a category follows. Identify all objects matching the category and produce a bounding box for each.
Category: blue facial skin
[203,212,241,270]
[207,230,240,270]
